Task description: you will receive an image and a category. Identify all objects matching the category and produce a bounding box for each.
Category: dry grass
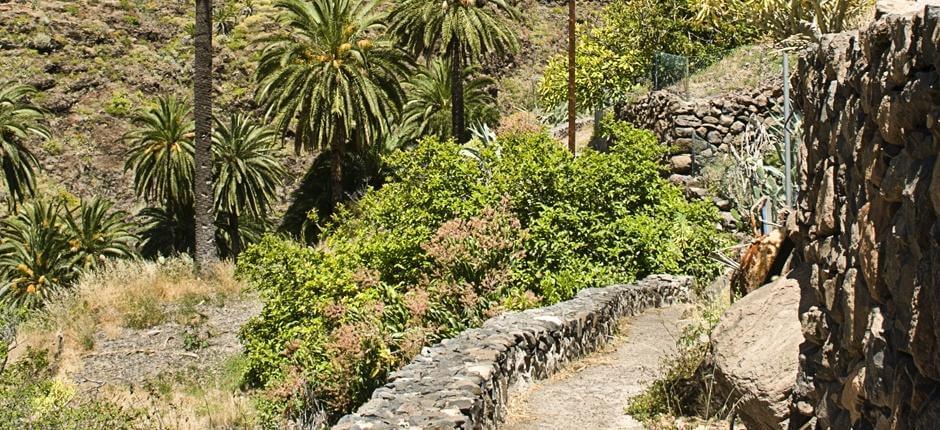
[11,257,244,373]
[6,257,256,429]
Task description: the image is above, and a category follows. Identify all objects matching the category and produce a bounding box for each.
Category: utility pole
[567,0,576,154]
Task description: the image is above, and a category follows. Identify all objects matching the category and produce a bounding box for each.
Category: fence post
[784,54,793,209]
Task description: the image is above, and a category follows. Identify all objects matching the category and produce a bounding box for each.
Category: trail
[503,305,693,430]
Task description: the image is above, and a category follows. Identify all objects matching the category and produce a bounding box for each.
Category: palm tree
[123,96,195,209]
[0,200,77,308]
[399,58,497,142]
[195,0,218,270]
[212,114,285,258]
[255,0,409,208]
[0,83,49,211]
[389,0,520,143]
[63,197,138,271]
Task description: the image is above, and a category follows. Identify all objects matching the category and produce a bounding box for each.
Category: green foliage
[123,95,195,207]
[105,88,135,117]
[389,0,520,63]
[255,0,409,153]
[398,58,498,143]
[64,197,137,271]
[694,0,873,42]
[0,198,138,308]
[237,120,728,423]
[212,113,285,257]
[0,82,49,209]
[539,0,757,110]
[0,348,141,429]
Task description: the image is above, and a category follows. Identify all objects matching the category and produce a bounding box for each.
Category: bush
[237,121,729,424]
[626,300,729,425]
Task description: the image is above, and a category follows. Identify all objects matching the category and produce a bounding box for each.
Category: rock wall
[789,1,940,428]
[617,86,783,176]
[333,275,692,430]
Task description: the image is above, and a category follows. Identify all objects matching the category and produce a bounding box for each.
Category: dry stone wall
[333,275,692,430]
[789,1,940,428]
[617,86,783,177]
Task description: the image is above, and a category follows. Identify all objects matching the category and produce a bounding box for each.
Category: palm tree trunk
[194,0,218,270]
[229,212,241,261]
[449,40,467,144]
[330,124,345,209]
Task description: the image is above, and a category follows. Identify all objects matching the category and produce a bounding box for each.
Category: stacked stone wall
[617,87,783,178]
[333,275,691,430]
[789,2,940,428]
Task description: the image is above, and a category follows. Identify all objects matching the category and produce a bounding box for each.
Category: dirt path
[504,305,694,430]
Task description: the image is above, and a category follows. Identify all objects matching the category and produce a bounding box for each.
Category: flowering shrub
[237,121,729,425]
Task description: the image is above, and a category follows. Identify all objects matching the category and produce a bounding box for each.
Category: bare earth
[504,305,694,430]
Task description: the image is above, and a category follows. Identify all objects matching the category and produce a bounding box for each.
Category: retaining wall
[333,275,692,430]
[789,1,940,428]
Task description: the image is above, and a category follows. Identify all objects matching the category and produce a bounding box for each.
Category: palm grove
[0,0,521,307]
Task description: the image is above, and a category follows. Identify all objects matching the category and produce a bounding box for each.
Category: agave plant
[0,200,77,308]
[0,83,49,210]
[63,197,138,271]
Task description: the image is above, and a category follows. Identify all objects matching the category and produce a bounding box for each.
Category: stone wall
[617,86,783,178]
[333,275,692,430]
[789,1,940,428]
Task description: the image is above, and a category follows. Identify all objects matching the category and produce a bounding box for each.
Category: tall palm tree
[399,58,497,142]
[123,96,195,209]
[195,0,218,270]
[124,96,196,257]
[389,0,520,143]
[212,114,285,258]
[0,83,49,211]
[256,0,409,208]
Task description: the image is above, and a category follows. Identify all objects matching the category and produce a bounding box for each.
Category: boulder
[710,271,803,430]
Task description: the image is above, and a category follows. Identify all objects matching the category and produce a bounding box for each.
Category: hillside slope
[0,0,604,215]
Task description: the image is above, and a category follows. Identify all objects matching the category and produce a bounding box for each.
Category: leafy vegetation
[626,300,730,427]
[255,0,409,207]
[539,0,757,111]
[0,82,49,210]
[237,120,729,423]
[389,0,520,142]
[0,198,137,308]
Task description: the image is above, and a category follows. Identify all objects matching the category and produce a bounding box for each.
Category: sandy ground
[503,305,694,430]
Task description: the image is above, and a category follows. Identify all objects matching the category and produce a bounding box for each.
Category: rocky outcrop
[333,275,692,430]
[711,270,804,430]
[789,1,940,428]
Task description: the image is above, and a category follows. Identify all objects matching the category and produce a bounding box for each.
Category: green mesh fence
[652,51,689,95]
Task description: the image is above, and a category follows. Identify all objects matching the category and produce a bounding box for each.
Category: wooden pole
[567,0,576,154]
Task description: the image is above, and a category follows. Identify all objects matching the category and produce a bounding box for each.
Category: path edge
[333,275,693,430]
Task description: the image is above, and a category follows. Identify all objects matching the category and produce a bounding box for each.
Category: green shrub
[237,122,729,424]
[539,0,757,110]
